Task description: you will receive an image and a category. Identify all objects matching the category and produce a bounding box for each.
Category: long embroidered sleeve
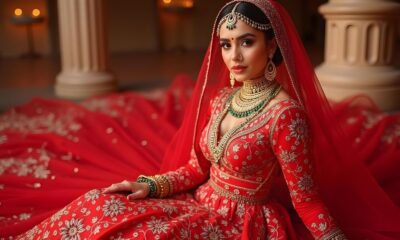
[162,148,211,195]
[271,106,346,240]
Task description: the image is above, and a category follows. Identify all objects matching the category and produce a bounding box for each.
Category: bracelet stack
[136,174,172,198]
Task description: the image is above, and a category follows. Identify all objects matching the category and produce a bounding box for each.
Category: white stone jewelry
[217,2,272,36]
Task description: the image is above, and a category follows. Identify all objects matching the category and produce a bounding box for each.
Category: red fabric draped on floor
[0,75,399,238]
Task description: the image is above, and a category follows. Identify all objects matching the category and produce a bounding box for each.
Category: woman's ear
[268,39,277,58]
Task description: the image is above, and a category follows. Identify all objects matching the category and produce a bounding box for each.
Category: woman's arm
[271,106,346,240]
[103,147,210,199]
[103,91,220,200]
[162,147,211,195]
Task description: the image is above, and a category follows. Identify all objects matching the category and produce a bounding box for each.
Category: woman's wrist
[136,174,172,198]
[136,175,158,197]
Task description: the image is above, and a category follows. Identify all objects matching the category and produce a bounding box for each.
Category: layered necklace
[208,78,281,163]
[228,78,280,118]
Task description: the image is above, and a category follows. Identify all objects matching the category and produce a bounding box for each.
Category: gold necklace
[209,84,281,163]
[241,78,274,95]
[230,81,278,118]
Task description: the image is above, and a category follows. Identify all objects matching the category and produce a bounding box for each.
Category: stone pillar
[315,0,400,111]
[55,0,117,99]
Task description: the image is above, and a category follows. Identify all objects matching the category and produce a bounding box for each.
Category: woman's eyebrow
[219,33,256,41]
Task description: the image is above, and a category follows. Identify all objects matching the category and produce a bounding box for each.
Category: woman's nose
[232,48,242,62]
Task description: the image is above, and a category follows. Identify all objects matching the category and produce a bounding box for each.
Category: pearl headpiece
[217,2,272,36]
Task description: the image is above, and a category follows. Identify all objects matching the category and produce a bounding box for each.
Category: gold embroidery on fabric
[208,89,253,164]
[209,179,269,205]
[319,228,346,240]
[211,162,277,193]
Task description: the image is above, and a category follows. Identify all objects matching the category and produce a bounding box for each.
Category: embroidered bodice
[163,87,343,239]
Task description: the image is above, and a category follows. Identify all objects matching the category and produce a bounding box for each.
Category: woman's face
[219,19,270,82]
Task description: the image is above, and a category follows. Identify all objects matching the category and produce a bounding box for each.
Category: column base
[55,71,117,99]
[316,64,400,111]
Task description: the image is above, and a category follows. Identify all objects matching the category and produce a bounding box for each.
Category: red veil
[160,0,400,238]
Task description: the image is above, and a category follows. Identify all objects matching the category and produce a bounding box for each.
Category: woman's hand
[102,180,150,201]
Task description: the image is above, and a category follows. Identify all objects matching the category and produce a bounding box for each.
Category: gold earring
[230,72,235,88]
[264,57,276,81]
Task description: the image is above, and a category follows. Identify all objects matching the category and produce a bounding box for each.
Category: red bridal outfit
[1,0,400,239]
[14,89,344,239]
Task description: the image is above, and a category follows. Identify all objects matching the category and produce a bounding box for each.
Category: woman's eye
[242,39,253,46]
[219,42,230,49]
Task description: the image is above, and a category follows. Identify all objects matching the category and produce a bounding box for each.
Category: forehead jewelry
[217,2,272,36]
[225,2,240,30]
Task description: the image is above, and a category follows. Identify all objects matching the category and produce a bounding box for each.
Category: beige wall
[0,0,51,57]
[0,0,330,58]
[105,0,159,53]
[159,0,227,51]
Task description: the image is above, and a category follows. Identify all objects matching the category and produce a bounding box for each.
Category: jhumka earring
[264,56,277,81]
[230,72,235,88]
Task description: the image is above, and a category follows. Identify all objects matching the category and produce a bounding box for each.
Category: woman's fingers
[102,180,134,193]
[126,190,145,201]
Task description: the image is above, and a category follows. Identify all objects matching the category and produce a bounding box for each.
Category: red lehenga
[13,88,342,239]
[1,0,400,239]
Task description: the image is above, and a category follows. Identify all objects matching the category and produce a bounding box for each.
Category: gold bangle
[154,175,171,198]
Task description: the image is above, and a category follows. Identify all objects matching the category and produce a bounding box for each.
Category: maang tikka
[216,2,272,36]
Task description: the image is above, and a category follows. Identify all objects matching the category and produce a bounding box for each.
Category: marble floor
[0,51,205,111]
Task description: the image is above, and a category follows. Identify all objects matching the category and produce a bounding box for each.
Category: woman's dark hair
[217,1,283,66]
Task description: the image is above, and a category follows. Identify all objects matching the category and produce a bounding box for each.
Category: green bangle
[137,175,157,197]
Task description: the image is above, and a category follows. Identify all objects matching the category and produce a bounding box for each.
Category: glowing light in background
[14,8,23,16]
[182,0,193,8]
[161,0,194,9]
[32,9,41,17]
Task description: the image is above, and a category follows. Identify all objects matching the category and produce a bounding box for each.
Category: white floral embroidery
[34,165,51,179]
[217,205,229,217]
[0,110,81,138]
[382,124,400,145]
[362,110,385,129]
[102,198,126,217]
[59,218,85,240]
[0,146,53,179]
[146,219,169,234]
[298,175,314,191]
[279,149,298,163]
[201,224,225,239]
[235,204,245,218]
[232,144,240,153]
[19,213,31,220]
[93,225,101,234]
[84,189,101,202]
[51,208,66,222]
[288,116,307,142]
[82,99,119,117]
[319,222,327,231]
[180,228,189,238]
[162,204,178,215]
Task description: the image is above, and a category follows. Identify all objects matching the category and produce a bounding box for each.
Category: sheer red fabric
[0,76,194,236]
[160,0,400,238]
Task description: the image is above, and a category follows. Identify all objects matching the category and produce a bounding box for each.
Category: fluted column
[55,0,117,99]
[315,0,400,111]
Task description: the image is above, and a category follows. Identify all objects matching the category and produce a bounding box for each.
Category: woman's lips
[231,66,247,74]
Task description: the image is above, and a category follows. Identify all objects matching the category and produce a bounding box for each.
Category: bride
[2,0,399,239]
